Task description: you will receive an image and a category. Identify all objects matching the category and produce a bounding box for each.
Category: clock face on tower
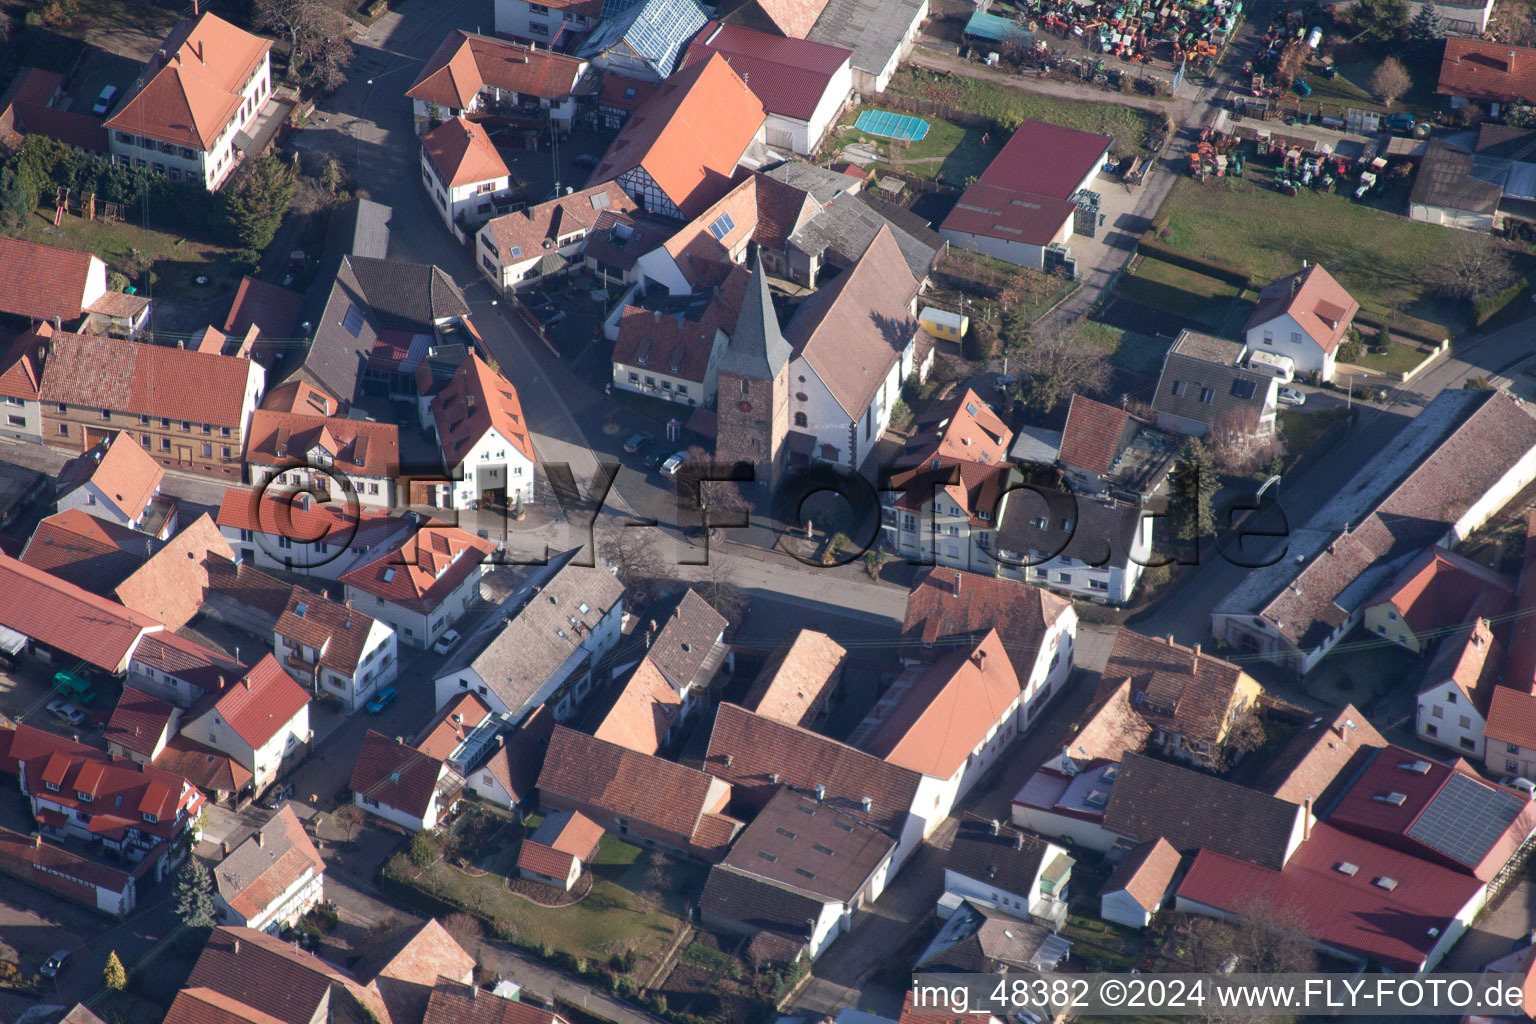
[739,401,752,412]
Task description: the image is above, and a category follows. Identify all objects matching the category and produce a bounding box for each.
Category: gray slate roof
[997,490,1143,570]
[1152,330,1273,435]
[719,252,793,379]
[322,198,392,265]
[764,161,857,206]
[1410,139,1502,214]
[808,0,926,79]
[789,191,943,283]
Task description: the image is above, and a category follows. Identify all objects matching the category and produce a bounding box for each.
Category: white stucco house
[341,526,495,651]
[996,494,1154,605]
[178,656,313,796]
[941,819,1073,927]
[420,117,516,242]
[350,730,463,832]
[405,31,588,131]
[429,354,537,512]
[212,805,325,933]
[272,589,399,712]
[215,486,415,581]
[55,430,167,533]
[1242,264,1358,384]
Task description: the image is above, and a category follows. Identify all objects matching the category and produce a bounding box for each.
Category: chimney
[1191,644,1200,673]
[1165,634,1174,645]
[233,938,240,955]
[814,784,826,801]
[34,833,41,848]
[217,675,227,691]
[769,772,779,784]
[243,675,251,691]
[972,647,987,671]
[395,735,404,744]
[196,39,206,65]
[952,572,962,597]
[724,753,733,767]
[1303,796,1313,841]
[860,796,872,812]
[256,829,264,847]
[1511,50,1518,72]
[1013,832,1024,851]
[990,818,1000,836]
[222,841,229,856]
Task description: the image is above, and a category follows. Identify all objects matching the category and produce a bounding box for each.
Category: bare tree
[1429,230,1519,300]
[1018,323,1111,411]
[598,522,666,605]
[441,912,484,962]
[692,557,748,626]
[254,0,352,88]
[1213,706,1267,772]
[1205,411,1284,476]
[1368,57,1412,109]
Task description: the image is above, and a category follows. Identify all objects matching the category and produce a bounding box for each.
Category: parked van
[1246,350,1296,383]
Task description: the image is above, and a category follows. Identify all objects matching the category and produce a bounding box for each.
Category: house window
[1446,692,1457,704]
[202,443,212,457]
[142,434,152,446]
[1426,724,1438,736]
[142,812,158,824]
[1090,579,1109,591]
[1198,387,1214,404]
[56,403,66,413]
[1510,760,1521,773]
[741,379,750,395]
[1510,743,1521,754]
[44,780,59,792]
[239,529,254,542]
[1170,380,1185,397]
[1459,715,1471,728]
[1290,332,1303,345]
[677,385,688,395]
[476,182,495,195]
[100,408,111,420]
[1431,705,1443,719]
[483,254,496,273]
[794,412,807,427]
[902,514,916,531]
[139,414,150,426]
[1262,330,1274,345]
[1056,572,1072,584]
[278,536,293,550]
[528,20,548,33]
[222,446,232,459]
[222,427,231,437]
[6,415,21,427]
[1460,737,1477,751]
[628,372,639,382]
[161,418,170,428]
[57,424,68,437]
[369,483,379,495]
[181,421,191,431]
[202,423,212,434]
[161,438,171,451]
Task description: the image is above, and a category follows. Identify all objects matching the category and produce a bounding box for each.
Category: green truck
[51,671,97,706]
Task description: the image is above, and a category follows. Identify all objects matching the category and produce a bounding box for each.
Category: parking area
[496,126,617,207]
[0,654,116,739]
[62,49,142,118]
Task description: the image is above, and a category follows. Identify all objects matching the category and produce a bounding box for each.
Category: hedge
[1473,279,1530,327]
[1350,311,1451,346]
[1134,236,1253,289]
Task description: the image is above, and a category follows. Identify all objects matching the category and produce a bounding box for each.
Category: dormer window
[77,791,93,802]
[44,780,59,792]
[142,812,158,824]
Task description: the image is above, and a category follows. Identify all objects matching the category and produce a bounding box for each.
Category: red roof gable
[407,31,587,109]
[1059,394,1134,474]
[683,22,851,122]
[105,687,176,758]
[350,729,449,819]
[205,655,310,750]
[422,116,511,188]
[40,331,257,429]
[0,237,101,323]
[1438,38,1536,105]
[1369,547,1515,636]
[0,550,159,673]
[340,525,495,615]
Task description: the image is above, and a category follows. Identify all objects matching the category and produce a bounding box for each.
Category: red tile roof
[130,630,248,696]
[612,269,749,385]
[590,53,765,220]
[415,692,493,760]
[942,120,1109,245]
[215,486,403,547]
[275,587,380,678]
[224,275,304,340]
[114,514,235,631]
[1176,822,1483,972]
[407,31,588,109]
[0,326,46,402]
[853,630,1019,779]
[598,75,658,113]
[154,734,252,795]
[341,525,494,614]
[1487,685,1536,752]
[20,509,147,594]
[683,22,851,122]
[0,237,102,323]
[896,990,995,1024]
[105,687,176,758]
[424,980,575,1024]
[1104,629,1253,749]
[1503,511,1536,691]
[1438,39,1536,104]
[1368,547,1514,637]
[186,926,366,1024]
[895,387,1011,469]
[105,12,272,149]
[245,410,400,480]
[0,550,160,672]
[369,918,477,1024]
[0,824,133,904]
[430,352,536,467]
[753,0,833,37]
[1424,616,1504,716]
[80,431,165,522]
[40,331,257,428]
[423,116,511,188]
[901,568,1073,686]
[480,181,636,264]
[663,176,759,263]
[518,808,604,878]
[1255,704,1385,806]
[204,655,310,750]
[742,629,846,726]
[350,730,450,820]
[1243,264,1359,356]
[213,805,324,923]
[164,987,293,1024]
[1059,394,1134,474]
[1099,836,1180,912]
[260,380,341,417]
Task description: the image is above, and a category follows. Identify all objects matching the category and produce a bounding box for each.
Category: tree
[1368,57,1412,109]
[1410,0,1446,42]
[408,832,437,868]
[1465,375,1496,390]
[253,0,352,88]
[441,912,484,961]
[0,168,30,234]
[692,560,747,625]
[1214,707,1267,772]
[173,860,216,929]
[1354,0,1409,41]
[102,951,126,992]
[961,321,998,362]
[1375,323,1393,351]
[1016,324,1110,412]
[224,154,296,263]
[1205,411,1282,476]
[1168,437,1218,542]
[598,523,666,604]
[334,803,363,845]
[1429,230,1518,300]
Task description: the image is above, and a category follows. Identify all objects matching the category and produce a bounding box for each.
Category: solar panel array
[620,0,707,77]
[708,212,735,240]
[1406,772,1524,867]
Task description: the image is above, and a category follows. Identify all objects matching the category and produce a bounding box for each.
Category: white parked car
[92,85,119,115]
[660,451,689,476]
[1277,387,1306,407]
[46,700,86,727]
[433,629,461,656]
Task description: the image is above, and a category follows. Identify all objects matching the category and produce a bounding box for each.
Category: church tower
[715,252,791,489]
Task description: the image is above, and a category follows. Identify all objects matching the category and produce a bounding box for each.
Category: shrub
[1337,339,1362,363]
[1473,278,1528,326]
[408,832,437,868]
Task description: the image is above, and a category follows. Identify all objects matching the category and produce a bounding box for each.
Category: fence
[875,94,995,130]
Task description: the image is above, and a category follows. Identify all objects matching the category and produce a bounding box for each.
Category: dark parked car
[642,449,669,470]
[623,431,655,454]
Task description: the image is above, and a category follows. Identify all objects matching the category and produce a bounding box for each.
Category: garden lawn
[1157,173,1467,332]
[835,109,991,184]
[13,208,244,298]
[1117,256,1245,330]
[1297,44,1440,120]
[1077,319,1170,376]
[887,68,1163,157]
[1352,338,1429,376]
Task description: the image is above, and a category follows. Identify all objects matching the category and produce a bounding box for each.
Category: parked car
[262,782,294,809]
[660,451,689,476]
[46,700,86,727]
[1384,112,1415,134]
[623,431,655,454]
[1277,386,1306,407]
[993,375,1018,392]
[366,686,398,714]
[642,449,669,470]
[92,85,118,115]
[40,951,70,978]
[433,629,461,656]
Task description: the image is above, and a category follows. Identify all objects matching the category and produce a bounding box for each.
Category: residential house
[179,655,312,795]
[213,805,325,933]
[594,589,728,753]
[342,526,494,651]
[1010,757,1122,851]
[414,692,516,803]
[358,918,478,1024]
[537,724,741,860]
[742,629,846,728]
[40,332,263,480]
[1100,629,1263,767]
[244,411,401,508]
[1250,703,1386,809]
[1438,39,1536,110]
[126,630,248,709]
[994,489,1153,604]
[849,631,1026,819]
[104,687,179,764]
[425,980,572,1024]
[891,387,1010,471]
[199,552,301,638]
[460,702,555,810]
[351,730,464,832]
[0,238,149,339]
[10,724,204,878]
[589,53,766,220]
[0,550,162,676]
[494,0,602,46]
[216,486,415,580]
[20,510,154,596]
[703,702,931,871]
[154,734,253,810]
[1151,330,1279,439]
[803,0,929,93]
[1242,264,1358,383]
[942,818,1073,928]
[915,899,1071,976]
[406,31,588,131]
[1488,512,1536,779]
[1098,836,1180,929]
[786,190,945,288]
[883,458,1017,573]
[780,225,923,472]
[0,65,109,160]
[700,786,896,961]
[1213,388,1536,675]
[421,116,516,240]
[577,0,709,82]
[1056,394,1175,498]
[54,431,170,538]
[435,552,624,722]
[899,567,1077,727]
[516,809,605,890]
[285,255,473,407]
[428,353,537,512]
[0,325,45,441]
[173,926,389,1024]
[105,12,274,190]
[477,182,639,292]
[224,274,305,348]
[0,824,136,918]
[682,23,853,155]
[940,120,1109,271]
[274,589,398,711]
[1362,546,1514,653]
[610,271,746,406]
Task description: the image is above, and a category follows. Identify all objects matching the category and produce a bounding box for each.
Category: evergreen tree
[1410,0,1445,42]
[173,859,216,929]
[223,154,297,263]
[1169,438,1219,541]
[102,950,126,992]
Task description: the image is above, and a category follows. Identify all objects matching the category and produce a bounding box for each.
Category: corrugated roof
[683,22,850,122]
